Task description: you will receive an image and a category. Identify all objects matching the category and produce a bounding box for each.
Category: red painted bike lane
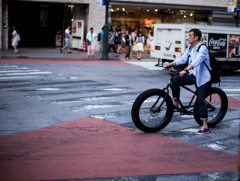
[0,117,236,181]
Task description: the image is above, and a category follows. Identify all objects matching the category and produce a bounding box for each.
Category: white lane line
[0,72,52,76]
[222,89,240,91]
[0,69,40,73]
[127,61,164,70]
[0,65,18,68]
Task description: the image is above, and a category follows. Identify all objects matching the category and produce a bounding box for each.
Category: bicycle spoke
[205,93,222,123]
[139,95,167,128]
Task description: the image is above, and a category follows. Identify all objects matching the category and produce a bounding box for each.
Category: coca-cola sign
[208,33,227,57]
[209,38,226,47]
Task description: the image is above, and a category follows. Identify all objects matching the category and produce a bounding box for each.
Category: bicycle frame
[157,73,197,115]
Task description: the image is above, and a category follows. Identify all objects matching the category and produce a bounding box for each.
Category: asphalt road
[0,60,239,181]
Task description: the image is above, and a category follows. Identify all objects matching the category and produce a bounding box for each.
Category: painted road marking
[0,117,236,181]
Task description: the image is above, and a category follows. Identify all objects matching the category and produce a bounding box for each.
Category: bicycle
[131,66,228,133]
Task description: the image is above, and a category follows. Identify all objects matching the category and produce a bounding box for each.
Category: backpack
[197,44,221,84]
[97,32,101,41]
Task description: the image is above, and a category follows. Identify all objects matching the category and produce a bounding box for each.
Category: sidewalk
[0,47,159,61]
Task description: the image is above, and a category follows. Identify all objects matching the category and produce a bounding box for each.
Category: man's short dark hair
[102,27,104,31]
[90,27,93,30]
[189,29,202,41]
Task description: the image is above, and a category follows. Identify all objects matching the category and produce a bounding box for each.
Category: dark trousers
[172,74,211,120]
[125,46,131,58]
[108,44,117,54]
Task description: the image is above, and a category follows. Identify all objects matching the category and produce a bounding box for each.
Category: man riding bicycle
[163,29,211,135]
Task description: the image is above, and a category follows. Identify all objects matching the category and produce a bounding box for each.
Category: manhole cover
[17,56,29,58]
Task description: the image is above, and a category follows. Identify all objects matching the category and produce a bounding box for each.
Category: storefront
[7,1,88,47]
[0,0,236,50]
[110,5,211,34]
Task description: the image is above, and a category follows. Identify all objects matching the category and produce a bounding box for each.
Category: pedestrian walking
[11,25,20,54]
[163,28,211,135]
[60,25,73,53]
[98,27,104,53]
[86,27,97,58]
[108,29,119,57]
[125,30,133,60]
[117,29,122,54]
[136,32,145,60]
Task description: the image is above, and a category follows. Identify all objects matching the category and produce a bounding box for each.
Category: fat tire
[131,89,173,133]
[194,87,228,127]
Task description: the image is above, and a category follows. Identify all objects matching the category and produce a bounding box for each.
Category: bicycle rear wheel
[131,89,174,133]
[194,87,228,127]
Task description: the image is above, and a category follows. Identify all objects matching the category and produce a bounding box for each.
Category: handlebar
[166,65,174,69]
[164,65,181,77]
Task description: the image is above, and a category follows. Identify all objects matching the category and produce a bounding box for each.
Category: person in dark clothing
[125,30,133,60]
[117,29,122,54]
[108,29,119,57]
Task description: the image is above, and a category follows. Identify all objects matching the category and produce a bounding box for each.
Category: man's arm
[108,36,113,43]
[191,46,209,68]
[179,46,208,77]
[67,31,73,40]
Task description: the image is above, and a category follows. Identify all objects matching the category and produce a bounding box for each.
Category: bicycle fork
[150,83,171,113]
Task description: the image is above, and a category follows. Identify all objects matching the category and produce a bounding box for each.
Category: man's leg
[108,44,112,53]
[112,44,118,56]
[112,44,118,54]
[99,42,102,53]
[91,43,95,57]
[172,74,195,108]
[88,44,91,57]
[196,82,211,129]
[126,46,130,58]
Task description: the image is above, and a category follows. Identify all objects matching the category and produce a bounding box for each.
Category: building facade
[0,0,237,50]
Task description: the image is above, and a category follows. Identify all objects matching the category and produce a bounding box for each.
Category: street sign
[227,0,236,12]
[97,0,106,6]
[236,0,240,11]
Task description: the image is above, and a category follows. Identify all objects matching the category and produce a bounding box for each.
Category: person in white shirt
[86,27,97,58]
[60,26,73,53]
[11,25,19,54]
[149,32,154,52]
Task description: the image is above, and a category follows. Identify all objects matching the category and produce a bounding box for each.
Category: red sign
[78,22,82,28]
[73,27,77,34]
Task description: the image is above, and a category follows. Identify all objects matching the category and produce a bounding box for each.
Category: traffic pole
[236,11,239,27]
[101,0,109,60]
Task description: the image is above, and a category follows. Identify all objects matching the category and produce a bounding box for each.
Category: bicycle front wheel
[194,87,228,127]
[131,89,174,133]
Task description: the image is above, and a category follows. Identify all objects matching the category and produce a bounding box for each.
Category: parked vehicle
[151,23,240,71]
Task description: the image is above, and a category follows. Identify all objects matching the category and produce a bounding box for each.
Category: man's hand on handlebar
[163,62,176,69]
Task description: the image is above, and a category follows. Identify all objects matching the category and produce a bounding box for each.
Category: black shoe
[60,49,62,53]
[68,52,72,53]
[115,54,119,57]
